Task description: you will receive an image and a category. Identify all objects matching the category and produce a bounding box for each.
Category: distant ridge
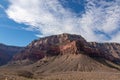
[0,43,23,65]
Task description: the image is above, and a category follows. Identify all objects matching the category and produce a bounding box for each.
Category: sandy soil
[0,71,120,80]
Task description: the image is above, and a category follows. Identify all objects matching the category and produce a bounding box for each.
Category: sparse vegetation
[17,70,33,78]
[0,70,120,80]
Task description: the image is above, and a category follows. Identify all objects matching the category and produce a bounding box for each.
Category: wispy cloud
[79,0,120,42]
[0,4,5,9]
[5,0,120,42]
[0,4,3,9]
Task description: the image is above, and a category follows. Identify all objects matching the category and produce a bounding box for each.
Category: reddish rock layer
[13,33,120,64]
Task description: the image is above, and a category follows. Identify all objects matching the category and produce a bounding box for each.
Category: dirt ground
[0,54,120,80]
[0,70,120,80]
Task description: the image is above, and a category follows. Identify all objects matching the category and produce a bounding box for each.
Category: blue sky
[0,0,38,46]
[0,0,120,46]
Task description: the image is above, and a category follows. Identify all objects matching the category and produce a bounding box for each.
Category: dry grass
[1,71,120,80]
[0,54,120,80]
[0,69,120,80]
[40,72,120,80]
[2,72,119,80]
[17,70,33,78]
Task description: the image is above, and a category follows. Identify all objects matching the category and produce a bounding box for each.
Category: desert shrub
[17,70,33,78]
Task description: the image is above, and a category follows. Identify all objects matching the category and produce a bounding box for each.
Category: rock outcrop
[13,33,86,61]
[89,42,120,64]
[13,33,120,65]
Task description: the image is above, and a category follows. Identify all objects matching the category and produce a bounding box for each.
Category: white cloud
[110,31,120,43]
[79,0,120,42]
[6,0,75,36]
[6,0,120,43]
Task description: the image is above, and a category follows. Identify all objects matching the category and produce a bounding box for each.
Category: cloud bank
[6,0,120,42]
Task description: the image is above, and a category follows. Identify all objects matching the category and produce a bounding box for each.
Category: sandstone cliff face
[0,43,23,65]
[89,42,120,63]
[13,33,120,65]
[89,42,120,58]
[6,33,120,73]
[13,33,87,61]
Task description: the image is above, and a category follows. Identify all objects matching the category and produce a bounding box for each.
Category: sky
[0,0,120,46]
